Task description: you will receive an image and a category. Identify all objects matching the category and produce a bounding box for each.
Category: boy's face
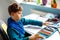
[11,11,22,21]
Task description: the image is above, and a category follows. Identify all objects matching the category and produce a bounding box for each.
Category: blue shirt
[7,17,43,40]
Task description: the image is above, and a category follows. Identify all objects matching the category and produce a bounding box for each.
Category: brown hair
[8,3,22,15]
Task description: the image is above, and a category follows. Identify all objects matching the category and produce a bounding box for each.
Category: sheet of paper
[24,25,42,34]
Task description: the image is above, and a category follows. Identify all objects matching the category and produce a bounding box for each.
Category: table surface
[23,14,60,40]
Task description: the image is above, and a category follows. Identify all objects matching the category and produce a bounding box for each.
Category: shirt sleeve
[21,18,43,26]
[7,28,29,40]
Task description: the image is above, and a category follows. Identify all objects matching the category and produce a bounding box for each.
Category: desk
[24,25,60,40]
[23,13,48,22]
[23,14,60,40]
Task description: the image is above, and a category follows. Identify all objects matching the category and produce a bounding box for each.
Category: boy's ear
[10,12,14,16]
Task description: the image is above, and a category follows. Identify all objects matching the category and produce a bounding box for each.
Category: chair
[0,20,10,40]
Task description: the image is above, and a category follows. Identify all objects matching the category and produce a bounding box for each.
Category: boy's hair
[8,3,22,15]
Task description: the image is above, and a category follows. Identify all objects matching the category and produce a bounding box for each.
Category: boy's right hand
[29,34,43,40]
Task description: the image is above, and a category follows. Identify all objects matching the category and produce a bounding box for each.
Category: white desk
[23,14,60,40]
[23,14,48,22]
[24,25,60,40]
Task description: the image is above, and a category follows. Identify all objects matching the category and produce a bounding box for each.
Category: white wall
[0,0,18,23]
[0,0,11,23]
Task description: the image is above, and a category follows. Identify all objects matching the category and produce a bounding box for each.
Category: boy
[7,3,49,40]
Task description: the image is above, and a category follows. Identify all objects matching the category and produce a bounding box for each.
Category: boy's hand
[29,34,43,40]
[43,22,50,26]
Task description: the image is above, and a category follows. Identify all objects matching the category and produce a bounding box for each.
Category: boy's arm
[7,28,29,40]
[21,18,43,26]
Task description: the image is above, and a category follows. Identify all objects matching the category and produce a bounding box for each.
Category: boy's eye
[18,12,21,14]
[18,13,20,14]
[18,11,22,14]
